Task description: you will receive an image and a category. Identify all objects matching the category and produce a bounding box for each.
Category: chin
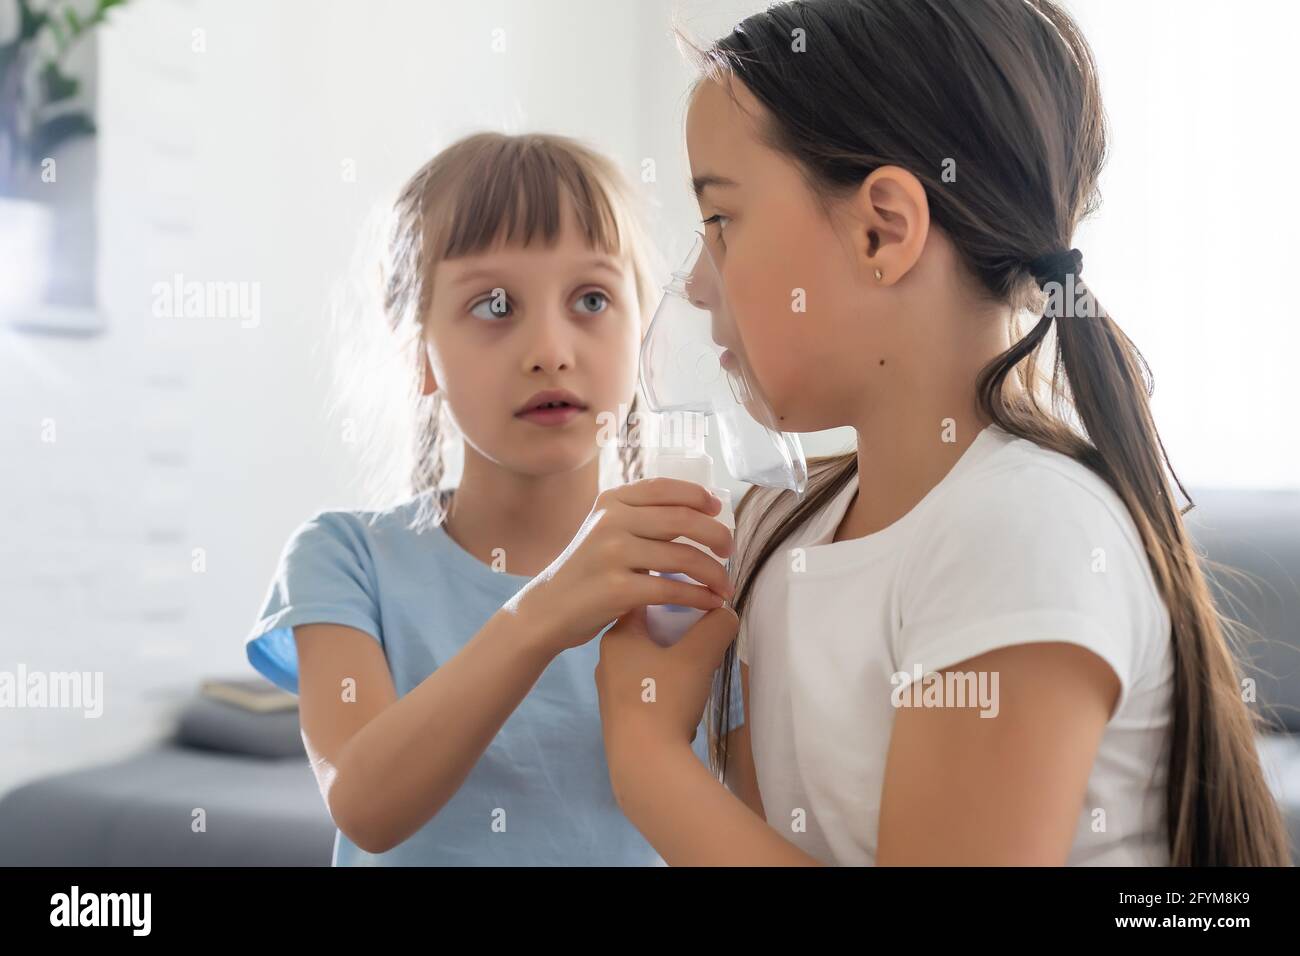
[515,443,600,478]
[742,380,797,427]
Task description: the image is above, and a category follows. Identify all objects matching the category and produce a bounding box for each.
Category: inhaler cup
[639,232,807,493]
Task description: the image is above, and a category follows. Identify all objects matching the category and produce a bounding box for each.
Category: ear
[847,165,930,287]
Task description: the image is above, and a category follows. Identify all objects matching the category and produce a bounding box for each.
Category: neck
[838,310,1010,542]
[443,448,602,578]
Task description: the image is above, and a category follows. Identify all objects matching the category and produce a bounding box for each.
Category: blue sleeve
[709,654,745,729]
[725,654,745,728]
[245,511,383,695]
[689,655,746,766]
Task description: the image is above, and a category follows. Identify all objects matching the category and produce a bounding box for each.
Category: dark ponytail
[689,0,1289,865]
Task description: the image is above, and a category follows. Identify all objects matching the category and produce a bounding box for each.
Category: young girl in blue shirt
[247,132,742,865]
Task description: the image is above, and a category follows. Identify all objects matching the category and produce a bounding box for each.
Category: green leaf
[28,112,96,163]
[18,0,48,42]
[65,9,84,37]
[40,63,80,104]
[84,0,130,32]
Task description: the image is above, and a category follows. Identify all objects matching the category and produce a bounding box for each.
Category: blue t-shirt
[245,493,744,866]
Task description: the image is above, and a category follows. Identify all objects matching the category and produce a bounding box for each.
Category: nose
[520,307,577,375]
[682,247,733,351]
[684,259,721,312]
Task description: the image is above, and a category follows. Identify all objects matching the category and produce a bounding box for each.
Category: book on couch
[201,677,297,713]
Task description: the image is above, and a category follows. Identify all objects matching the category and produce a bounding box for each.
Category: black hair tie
[1027,247,1083,290]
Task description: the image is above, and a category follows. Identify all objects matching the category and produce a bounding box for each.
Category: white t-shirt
[734,423,1173,865]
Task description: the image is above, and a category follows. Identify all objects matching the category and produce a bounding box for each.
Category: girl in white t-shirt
[593,0,1290,866]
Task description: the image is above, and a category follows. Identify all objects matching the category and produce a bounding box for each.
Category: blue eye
[470,290,511,320]
[574,290,609,315]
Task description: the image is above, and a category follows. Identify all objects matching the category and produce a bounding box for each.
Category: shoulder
[895,435,1172,712]
[921,433,1150,571]
[282,508,366,556]
[278,496,434,580]
[902,432,1169,643]
[901,433,1169,670]
[288,494,432,550]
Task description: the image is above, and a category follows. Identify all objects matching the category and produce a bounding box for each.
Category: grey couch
[0,694,335,866]
[1187,489,1300,863]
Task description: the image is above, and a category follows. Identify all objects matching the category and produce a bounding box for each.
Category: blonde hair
[328,132,665,531]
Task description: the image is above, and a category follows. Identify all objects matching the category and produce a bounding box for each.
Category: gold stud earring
[874,268,884,281]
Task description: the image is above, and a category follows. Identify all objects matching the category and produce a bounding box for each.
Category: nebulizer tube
[637,231,808,646]
[643,413,735,647]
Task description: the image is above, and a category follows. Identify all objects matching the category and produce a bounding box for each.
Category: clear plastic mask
[639,232,807,493]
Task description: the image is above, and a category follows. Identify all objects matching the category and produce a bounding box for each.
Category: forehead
[438,244,629,287]
[685,76,767,179]
[440,201,626,275]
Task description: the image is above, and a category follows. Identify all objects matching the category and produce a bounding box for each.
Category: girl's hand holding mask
[509,478,734,656]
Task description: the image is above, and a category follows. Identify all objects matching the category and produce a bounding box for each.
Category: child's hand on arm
[506,477,735,656]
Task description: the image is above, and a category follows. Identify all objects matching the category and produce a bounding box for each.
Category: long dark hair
[688,0,1289,866]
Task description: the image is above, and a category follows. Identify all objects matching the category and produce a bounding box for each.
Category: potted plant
[0,0,129,315]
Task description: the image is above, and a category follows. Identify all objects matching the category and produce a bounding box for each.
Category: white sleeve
[894,466,1160,717]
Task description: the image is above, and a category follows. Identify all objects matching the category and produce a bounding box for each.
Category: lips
[514,388,588,417]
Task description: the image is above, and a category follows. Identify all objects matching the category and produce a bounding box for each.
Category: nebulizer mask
[637,231,807,645]
[639,231,807,493]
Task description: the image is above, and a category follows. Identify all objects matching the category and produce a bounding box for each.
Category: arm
[295,605,556,854]
[609,730,819,866]
[600,616,814,865]
[876,641,1118,865]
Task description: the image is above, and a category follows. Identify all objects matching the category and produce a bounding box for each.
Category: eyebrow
[692,174,740,199]
[447,257,626,287]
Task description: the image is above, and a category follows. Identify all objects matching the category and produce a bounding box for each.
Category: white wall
[1069,0,1300,488]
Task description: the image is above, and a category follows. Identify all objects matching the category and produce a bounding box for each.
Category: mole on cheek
[879,359,885,366]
